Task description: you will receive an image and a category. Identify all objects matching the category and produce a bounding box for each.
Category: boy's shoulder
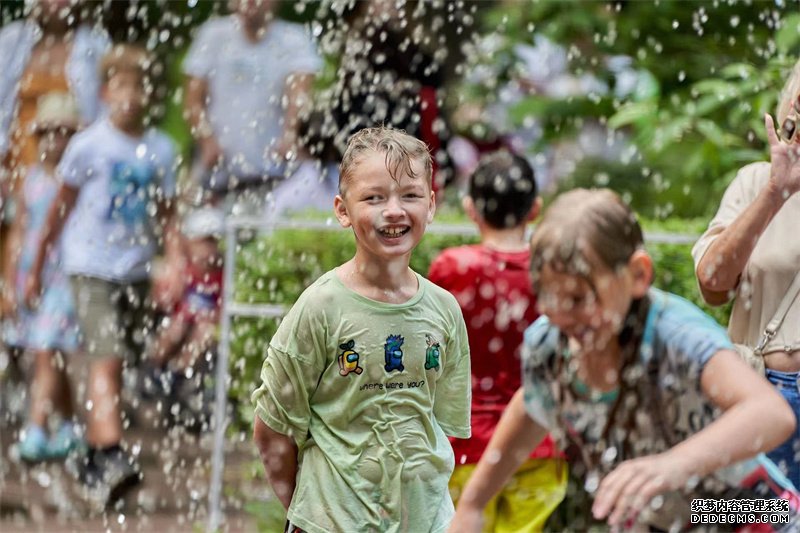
[61,120,108,160]
[430,244,487,273]
[195,15,236,39]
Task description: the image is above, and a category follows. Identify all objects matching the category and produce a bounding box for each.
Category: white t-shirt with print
[183,16,322,184]
[59,119,177,282]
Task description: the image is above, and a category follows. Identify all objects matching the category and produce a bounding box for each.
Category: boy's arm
[593,349,796,526]
[450,389,547,533]
[275,73,315,160]
[253,416,299,510]
[25,183,79,307]
[184,76,223,170]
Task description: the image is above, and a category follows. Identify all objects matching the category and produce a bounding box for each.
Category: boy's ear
[628,249,653,298]
[462,195,480,224]
[427,187,436,224]
[527,197,543,222]
[334,194,351,228]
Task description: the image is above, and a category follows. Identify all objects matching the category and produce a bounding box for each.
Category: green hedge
[229,217,731,430]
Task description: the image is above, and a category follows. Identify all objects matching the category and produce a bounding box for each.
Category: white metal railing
[206,216,701,532]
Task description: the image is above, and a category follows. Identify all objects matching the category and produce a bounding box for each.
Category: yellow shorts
[449,458,567,533]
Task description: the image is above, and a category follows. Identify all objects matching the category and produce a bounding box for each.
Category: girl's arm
[1,192,25,317]
[25,183,78,307]
[593,349,795,526]
[449,388,548,533]
[253,416,299,511]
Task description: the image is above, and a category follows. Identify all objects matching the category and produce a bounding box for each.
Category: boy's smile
[335,150,435,263]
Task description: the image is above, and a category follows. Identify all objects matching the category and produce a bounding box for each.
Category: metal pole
[207,220,238,533]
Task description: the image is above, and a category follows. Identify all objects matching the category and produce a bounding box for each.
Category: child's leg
[176,318,217,370]
[85,356,124,447]
[149,314,190,369]
[493,459,567,533]
[28,349,61,428]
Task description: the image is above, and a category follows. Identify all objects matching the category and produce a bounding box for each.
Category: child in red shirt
[144,206,223,429]
[429,151,565,532]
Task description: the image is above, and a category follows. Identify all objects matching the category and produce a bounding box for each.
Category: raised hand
[765,113,800,199]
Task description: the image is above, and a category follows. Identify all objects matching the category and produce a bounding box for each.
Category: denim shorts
[765,369,800,487]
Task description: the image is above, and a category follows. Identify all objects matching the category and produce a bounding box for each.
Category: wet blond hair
[529,188,644,285]
[99,44,152,85]
[777,57,800,127]
[338,126,432,195]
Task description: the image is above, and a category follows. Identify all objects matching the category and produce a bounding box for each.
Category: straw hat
[31,92,81,133]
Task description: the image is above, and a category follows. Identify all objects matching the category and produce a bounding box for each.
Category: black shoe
[78,447,141,507]
[170,373,215,434]
[140,365,175,400]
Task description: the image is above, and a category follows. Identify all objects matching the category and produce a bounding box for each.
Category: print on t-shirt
[107,160,155,226]
[384,334,405,373]
[337,340,363,377]
[424,334,441,371]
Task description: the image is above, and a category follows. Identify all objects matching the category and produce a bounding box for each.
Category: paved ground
[0,394,279,532]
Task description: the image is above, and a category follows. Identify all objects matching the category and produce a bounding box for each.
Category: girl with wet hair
[450,189,799,532]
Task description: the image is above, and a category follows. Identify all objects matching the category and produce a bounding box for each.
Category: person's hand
[765,113,800,199]
[447,504,485,533]
[592,452,692,527]
[151,255,186,311]
[199,135,224,170]
[0,285,16,319]
[272,131,299,163]
[23,269,42,310]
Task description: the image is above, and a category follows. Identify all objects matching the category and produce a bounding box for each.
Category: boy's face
[103,71,148,129]
[334,150,435,263]
[186,236,220,271]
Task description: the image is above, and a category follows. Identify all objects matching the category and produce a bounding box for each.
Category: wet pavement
[0,397,270,532]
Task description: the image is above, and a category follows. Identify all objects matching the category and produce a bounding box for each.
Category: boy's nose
[382,197,404,218]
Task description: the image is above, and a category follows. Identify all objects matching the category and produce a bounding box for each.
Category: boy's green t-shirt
[252,269,471,533]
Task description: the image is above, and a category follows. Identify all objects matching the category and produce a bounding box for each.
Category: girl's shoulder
[644,288,732,367]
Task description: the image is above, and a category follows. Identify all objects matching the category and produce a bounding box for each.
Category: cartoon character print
[384,334,405,373]
[424,334,441,371]
[107,160,156,226]
[338,340,363,377]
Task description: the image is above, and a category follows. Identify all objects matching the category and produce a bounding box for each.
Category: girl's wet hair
[338,126,432,194]
[529,188,644,285]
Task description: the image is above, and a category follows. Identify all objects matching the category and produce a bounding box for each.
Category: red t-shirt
[428,244,561,465]
[175,264,223,323]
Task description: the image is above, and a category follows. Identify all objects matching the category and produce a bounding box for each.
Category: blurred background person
[0,0,109,319]
[182,0,322,216]
[4,92,82,463]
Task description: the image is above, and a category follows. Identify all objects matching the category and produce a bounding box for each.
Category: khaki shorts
[70,276,151,362]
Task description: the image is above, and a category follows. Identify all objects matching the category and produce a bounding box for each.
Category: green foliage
[460,1,800,218]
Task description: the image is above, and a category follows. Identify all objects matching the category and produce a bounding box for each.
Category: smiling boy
[252,127,471,533]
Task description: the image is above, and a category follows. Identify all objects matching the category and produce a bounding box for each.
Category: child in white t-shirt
[26,44,180,506]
